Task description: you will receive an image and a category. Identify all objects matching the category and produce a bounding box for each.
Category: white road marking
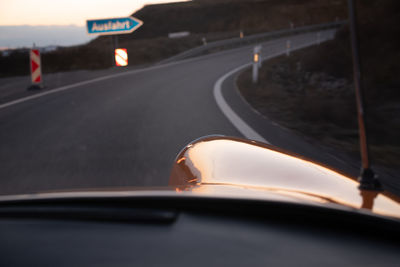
[213,62,269,144]
[0,55,210,110]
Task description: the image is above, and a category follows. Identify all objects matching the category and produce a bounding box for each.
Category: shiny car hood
[169,136,400,219]
[0,136,399,221]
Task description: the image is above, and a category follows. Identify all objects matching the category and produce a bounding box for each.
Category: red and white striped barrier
[30,49,42,84]
[115,48,128,66]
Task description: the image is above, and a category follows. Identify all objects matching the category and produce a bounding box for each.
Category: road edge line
[213,62,270,144]
[0,55,214,110]
[212,48,303,144]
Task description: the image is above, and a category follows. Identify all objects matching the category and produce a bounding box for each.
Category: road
[0,30,363,195]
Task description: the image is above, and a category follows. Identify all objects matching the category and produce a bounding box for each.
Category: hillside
[121,0,346,39]
[238,0,400,171]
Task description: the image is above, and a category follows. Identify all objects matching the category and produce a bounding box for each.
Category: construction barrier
[30,49,42,84]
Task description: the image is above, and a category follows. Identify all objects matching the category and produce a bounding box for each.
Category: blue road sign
[87,17,143,35]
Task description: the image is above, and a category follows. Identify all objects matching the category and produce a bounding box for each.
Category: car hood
[0,136,399,220]
[169,136,400,220]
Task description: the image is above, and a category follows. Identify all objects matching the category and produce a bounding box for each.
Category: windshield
[0,0,399,200]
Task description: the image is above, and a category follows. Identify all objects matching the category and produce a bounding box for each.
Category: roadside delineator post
[28,48,43,90]
[252,45,262,84]
[286,40,291,56]
[256,45,262,68]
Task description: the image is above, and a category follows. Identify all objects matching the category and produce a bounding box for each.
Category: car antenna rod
[347,0,381,191]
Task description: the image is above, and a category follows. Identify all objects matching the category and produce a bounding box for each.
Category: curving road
[0,30,343,195]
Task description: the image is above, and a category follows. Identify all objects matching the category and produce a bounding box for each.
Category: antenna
[347,0,381,191]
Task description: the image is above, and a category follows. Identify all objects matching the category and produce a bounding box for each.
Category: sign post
[112,35,119,66]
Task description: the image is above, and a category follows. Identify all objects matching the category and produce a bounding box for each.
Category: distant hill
[0,25,94,48]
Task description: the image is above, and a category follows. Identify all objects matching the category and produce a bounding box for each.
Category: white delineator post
[286,40,291,56]
[252,60,258,84]
[30,49,42,87]
[252,45,262,84]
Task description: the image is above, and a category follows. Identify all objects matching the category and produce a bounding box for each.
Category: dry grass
[237,49,400,169]
[238,0,400,170]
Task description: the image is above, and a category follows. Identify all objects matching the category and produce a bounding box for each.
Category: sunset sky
[0,0,187,26]
[0,0,187,48]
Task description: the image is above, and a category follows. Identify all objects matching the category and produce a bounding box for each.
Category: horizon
[0,25,94,49]
[0,0,188,48]
[0,0,188,26]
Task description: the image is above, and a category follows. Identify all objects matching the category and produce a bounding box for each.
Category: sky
[0,0,187,48]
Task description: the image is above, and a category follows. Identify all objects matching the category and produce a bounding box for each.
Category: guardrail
[160,21,346,64]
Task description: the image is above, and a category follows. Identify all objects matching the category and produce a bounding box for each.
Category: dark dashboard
[1,196,399,266]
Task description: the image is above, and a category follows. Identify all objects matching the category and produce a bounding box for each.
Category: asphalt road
[0,30,345,195]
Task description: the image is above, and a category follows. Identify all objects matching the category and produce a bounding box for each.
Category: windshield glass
[0,0,399,199]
